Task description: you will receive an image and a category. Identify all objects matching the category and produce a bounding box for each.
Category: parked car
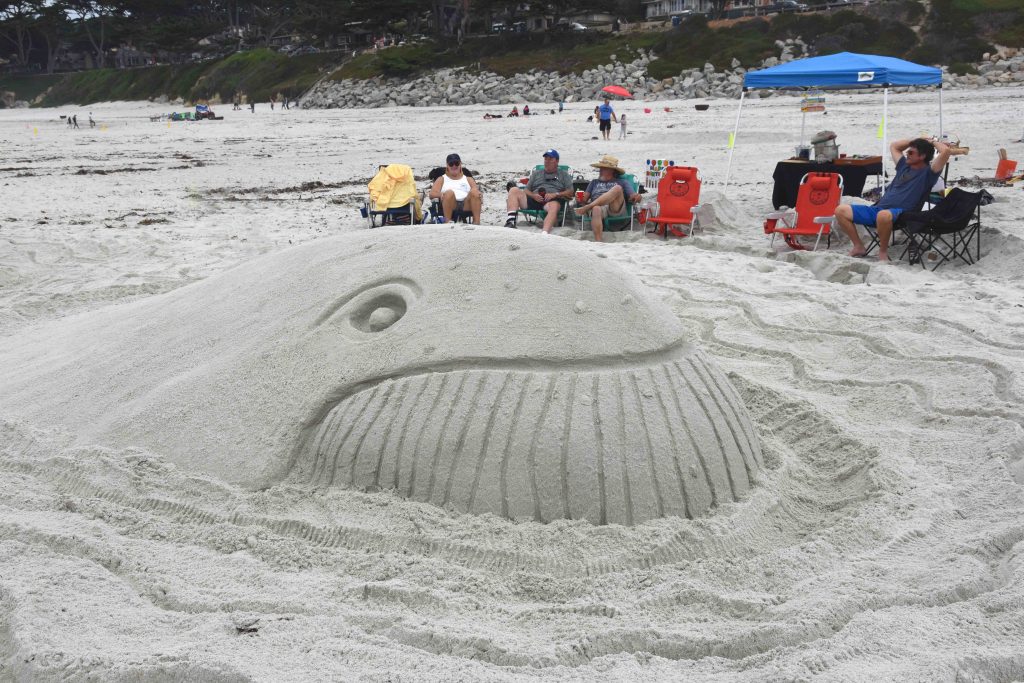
[777,0,809,10]
[491,22,506,33]
[291,45,320,56]
[556,20,589,31]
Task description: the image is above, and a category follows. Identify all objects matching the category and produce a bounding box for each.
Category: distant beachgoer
[619,113,627,139]
[558,101,564,113]
[596,97,616,141]
[72,115,79,129]
[250,102,255,113]
[283,96,290,110]
[523,104,530,116]
[483,113,504,119]
[509,106,519,117]
[835,136,951,262]
[89,113,95,128]
[429,152,482,224]
[66,115,72,127]
[271,98,275,110]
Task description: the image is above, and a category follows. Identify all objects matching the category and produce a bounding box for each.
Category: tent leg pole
[724,90,746,190]
[938,85,944,138]
[880,87,889,199]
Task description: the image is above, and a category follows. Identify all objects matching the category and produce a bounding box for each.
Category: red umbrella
[601,85,633,99]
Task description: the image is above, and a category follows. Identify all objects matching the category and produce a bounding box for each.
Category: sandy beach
[2,88,1024,681]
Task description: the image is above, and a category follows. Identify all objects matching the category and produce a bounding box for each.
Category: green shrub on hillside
[332,32,662,80]
[648,17,776,78]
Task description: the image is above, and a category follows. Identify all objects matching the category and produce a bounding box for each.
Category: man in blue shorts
[835,136,951,261]
[595,97,617,141]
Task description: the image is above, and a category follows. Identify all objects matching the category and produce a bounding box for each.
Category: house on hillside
[642,0,713,20]
[642,0,776,20]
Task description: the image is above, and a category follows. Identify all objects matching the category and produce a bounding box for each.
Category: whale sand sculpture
[0,226,761,525]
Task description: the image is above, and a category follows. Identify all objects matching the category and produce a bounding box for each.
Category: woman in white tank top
[429,153,483,224]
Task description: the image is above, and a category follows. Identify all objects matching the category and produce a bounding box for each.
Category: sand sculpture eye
[317,278,420,335]
[352,293,407,332]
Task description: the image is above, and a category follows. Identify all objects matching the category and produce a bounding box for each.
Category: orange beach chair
[647,166,703,238]
[764,172,843,251]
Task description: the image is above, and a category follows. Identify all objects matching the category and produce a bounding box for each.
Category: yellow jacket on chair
[368,164,422,221]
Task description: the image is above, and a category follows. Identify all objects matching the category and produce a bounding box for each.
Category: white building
[641,0,714,20]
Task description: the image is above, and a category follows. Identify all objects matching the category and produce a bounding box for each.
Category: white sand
[2,89,1024,681]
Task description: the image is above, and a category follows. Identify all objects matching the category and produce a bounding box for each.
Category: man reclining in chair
[574,154,639,242]
[505,149,573,233]
[835,136,951,262]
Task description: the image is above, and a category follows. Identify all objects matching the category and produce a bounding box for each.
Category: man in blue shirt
[594,97,617,141]
[835,137,951,261]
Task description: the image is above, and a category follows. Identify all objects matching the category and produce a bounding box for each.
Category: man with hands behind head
[834,136,951,262]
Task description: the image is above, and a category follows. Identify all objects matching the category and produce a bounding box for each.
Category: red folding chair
[647,166,703,238]
[764,172,843,251]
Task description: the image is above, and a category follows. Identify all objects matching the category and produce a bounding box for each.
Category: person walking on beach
[72,114,79,129]
[250,102,255,113]
[66,115,72,128]
[834,136,951,262]
[505,149,572,233]
[618,114,627,139]
[89,113,95,128]
[429,152,482,224]
[595,97,616,141]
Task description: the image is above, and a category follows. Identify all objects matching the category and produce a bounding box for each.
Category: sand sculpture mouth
[293,348,762,526]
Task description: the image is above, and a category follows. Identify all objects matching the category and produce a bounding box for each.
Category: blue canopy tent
[724,52,944,188]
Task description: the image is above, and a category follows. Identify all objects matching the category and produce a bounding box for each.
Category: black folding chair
[894,188,983,270]
[861,188,930,257]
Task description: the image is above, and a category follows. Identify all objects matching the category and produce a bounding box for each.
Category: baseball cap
[542,149,559,160]
[446,152,461,165]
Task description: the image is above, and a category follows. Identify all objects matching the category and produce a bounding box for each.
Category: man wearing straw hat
[574,154,638,242]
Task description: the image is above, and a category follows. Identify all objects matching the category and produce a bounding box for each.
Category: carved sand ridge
[297,354,761,525]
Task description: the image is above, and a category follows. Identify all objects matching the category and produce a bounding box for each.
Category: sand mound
[0,226,761,525]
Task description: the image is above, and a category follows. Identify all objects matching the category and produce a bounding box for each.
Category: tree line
[1,0,642,75]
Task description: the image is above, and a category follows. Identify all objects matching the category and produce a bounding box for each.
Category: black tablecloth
[772,160,883,209]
